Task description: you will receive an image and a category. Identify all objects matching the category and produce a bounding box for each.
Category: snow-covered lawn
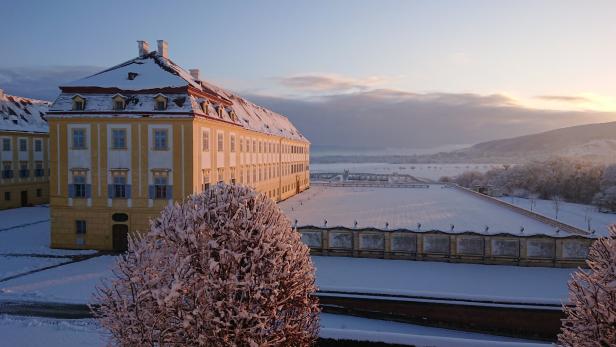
[0,256,68,280]
[310,163,503,181]
[499,196,615,237]
[281,185,567,236]
[0,255,116,304]
[0,313,548,347]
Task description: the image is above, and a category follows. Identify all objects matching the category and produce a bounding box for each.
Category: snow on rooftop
[0,90,49,133]
[280,185,577,237]
[55,51,306,141]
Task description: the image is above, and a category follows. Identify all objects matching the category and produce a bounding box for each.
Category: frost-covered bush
[559,225,616,346]
[93,184,320,346]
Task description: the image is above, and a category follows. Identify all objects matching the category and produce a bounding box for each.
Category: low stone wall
[299,227,594,267]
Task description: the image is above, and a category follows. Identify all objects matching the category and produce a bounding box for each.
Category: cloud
[535,95,591,103]
[0,66,101,101]
[277,74,396,93]
[245,89,615,151]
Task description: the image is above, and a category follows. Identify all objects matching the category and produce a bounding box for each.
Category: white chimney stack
[157,40,169,59]
[189,69,200,81]
[137,40,149,56]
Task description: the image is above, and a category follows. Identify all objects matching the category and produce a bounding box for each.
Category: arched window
[72,95,86,111]
[154,94,167,111]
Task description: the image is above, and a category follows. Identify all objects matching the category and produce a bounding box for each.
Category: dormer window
[72,95,85,111]
[154,94,167,111]
[229,110,237,122]
[216,105,223,118]
[112,95,126,111]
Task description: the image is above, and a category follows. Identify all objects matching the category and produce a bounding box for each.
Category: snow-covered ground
[499,196,615,237]
[280,185,569,236]
[314,256,573,306]
[0,313,548,347]
[0,254,573,306]
[310,163,503,181]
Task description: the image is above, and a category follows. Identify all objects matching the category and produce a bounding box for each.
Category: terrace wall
[298,227,593,268]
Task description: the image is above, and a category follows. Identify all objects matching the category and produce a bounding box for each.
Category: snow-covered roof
[0,89,49,133]
[52,51,307,142]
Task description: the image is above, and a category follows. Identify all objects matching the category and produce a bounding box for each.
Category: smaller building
[0,89,50,209]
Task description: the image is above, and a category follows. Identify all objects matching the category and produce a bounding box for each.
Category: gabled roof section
[56,49,307,142]
[0,89,49,133]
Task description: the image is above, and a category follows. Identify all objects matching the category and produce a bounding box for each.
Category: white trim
[56,125,61,195]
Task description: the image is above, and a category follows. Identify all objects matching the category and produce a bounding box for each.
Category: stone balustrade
[299,226,594,267]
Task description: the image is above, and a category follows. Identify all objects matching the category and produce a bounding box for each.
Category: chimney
[189,69,200,81]
[137,40,149,56]
[157,40,169,59]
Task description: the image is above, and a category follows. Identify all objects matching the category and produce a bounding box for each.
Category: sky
[1,0,615,151]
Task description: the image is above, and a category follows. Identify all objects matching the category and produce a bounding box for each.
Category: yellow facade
[49,117,309,250]
[0,131,50,210]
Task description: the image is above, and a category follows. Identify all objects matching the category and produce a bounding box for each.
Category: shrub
[93,184,320,346]
[559,225,616,346]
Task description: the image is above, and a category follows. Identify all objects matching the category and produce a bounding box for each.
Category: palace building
[0,89,50,209]
[48,40,310,250]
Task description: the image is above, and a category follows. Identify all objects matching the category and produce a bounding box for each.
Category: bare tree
[552,194,563,220]
[559,225,616,346]
[93,184,320,346]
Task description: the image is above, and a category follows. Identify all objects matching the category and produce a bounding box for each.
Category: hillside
[459,121,616,163]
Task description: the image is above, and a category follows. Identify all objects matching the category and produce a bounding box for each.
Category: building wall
[50,116,309,250]
[0,131,50,209]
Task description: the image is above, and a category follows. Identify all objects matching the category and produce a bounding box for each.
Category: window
[230,135,236,152]
[4,192,10,201]
[19,139,27,152]
[1,161,12,179]
[113,175,127,198]
[75,220,87,234]
[217,168,224,182]
[202,130,209,151]
[217,133,224,152]
[111,129,127,149]
[230,167,236,184]
[34,139,42,152]
[72,128,86,149]
[73,173,87,198]
[113,95,126,111]
[2,138,10,151]
[202,169,210,191]
[154,175,168,199]
[19,161,29,178]
[239,138,244,152]
[154,95,167,111]
[153,129,168,150]
[36,189,42,197]
[72,96,85,111]
[35,161,44,177]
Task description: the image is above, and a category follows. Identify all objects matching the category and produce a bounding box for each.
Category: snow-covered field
[310,163,503,181]
[499,196,615,236]
[0,313,549,347]
[280,185,569,236]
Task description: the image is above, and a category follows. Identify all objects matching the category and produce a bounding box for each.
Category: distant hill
[312,121,616,164]
[458,121,616,163]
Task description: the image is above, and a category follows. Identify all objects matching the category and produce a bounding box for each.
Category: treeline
[441,158,616,210]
